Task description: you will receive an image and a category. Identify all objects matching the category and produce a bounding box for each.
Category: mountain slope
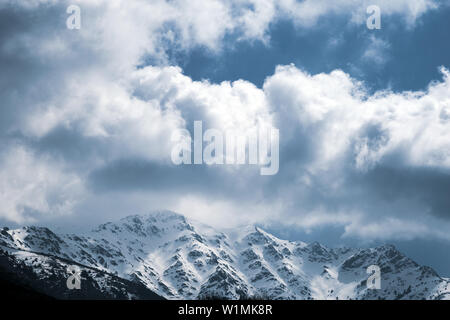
[0,246,164,300]
[1,211,449,300]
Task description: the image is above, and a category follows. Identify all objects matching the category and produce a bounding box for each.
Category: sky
[0,0,450,275]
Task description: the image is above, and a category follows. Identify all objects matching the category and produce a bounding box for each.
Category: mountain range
[0,210,449,300]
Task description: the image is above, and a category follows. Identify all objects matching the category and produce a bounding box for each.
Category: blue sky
[178,4,450,92]
[1,0,450,276]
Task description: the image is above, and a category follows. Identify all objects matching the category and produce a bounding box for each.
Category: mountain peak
[1,212,449,300]
[92,210,193,236]
[121,210,186,224]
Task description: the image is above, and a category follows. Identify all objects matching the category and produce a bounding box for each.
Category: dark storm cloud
[358,166,450,219]
[88,158,268,201]
[12,126,106,166]
[0,2,103,137]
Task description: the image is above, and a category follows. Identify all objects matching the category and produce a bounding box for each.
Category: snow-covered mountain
[1,210,449,300]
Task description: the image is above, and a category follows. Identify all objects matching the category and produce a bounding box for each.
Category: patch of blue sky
[168,5,450,93]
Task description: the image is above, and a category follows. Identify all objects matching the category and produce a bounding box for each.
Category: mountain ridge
[1,210,449,300]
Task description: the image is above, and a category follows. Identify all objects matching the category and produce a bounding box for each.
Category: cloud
[279,0,438,28]
[265,65,450,172]
[362,36,391,67]
[261,64,450,239]
[7,61,450,240]
[0,0,449,243]
[0,145,83,223]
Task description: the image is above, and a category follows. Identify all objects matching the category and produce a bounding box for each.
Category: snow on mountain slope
[0,246,163,300]
[0,210,449,300]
